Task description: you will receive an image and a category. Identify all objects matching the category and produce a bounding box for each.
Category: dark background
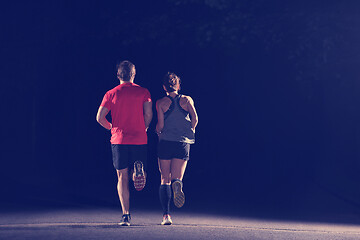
[1,0,360,223]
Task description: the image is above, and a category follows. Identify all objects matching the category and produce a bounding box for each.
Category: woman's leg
[170,158,188,181]
[158,159,172,216]
[171,158,188,208]
[158,159,171,185]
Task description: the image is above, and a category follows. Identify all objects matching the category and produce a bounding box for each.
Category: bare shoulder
[179,95,194,112]
[157,96,169,105]
[180,95,194,104]
[156,96,171,109]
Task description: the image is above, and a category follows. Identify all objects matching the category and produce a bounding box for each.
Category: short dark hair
[163,72,181,92]
[116,60,136,81]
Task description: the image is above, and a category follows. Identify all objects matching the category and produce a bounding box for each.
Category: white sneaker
[161,214,173,225]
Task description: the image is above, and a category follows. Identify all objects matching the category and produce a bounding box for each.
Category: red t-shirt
[100,82,151,145]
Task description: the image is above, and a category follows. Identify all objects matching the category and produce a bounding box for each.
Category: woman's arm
[156,100,165,134]
[186,96,198,131]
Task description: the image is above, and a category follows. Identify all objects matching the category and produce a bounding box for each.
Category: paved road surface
[0,208,359,240]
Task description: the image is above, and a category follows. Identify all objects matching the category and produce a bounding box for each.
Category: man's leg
[116,168,130,215]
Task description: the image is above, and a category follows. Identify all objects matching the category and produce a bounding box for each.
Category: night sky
[1,0,360,221]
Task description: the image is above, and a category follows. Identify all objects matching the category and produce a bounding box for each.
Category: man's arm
[96,106,112,130]
[156,100,164,134]
[143,101,153,131]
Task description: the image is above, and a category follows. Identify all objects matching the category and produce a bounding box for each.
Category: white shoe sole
[172,181,185,208]
[134,161,146,191]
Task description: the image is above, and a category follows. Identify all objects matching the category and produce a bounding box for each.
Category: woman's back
[158,94,195,144]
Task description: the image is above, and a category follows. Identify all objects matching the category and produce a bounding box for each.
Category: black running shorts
[157,140,190,161]
[111,144,147,170]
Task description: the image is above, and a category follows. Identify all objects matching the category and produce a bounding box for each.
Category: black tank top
[158,95,195,144]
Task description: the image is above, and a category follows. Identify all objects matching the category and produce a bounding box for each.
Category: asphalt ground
[1,207,360,240]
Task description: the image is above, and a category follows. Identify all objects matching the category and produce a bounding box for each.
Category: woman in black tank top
[156,72,198,225]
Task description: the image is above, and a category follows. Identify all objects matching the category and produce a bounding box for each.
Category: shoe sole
[172,180,185,208]
[118,222,130,226]
[134,161,146,191]
[161,220,172,225]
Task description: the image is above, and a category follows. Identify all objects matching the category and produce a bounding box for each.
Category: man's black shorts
[158,140,190,161]
[111,144,147,170]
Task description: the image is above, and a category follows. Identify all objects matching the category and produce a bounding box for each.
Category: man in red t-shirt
[96,60,152,226]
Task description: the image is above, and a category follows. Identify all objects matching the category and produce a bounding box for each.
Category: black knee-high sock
[159,185,171,215]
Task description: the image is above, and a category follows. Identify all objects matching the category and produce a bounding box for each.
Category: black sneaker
[133,161,146,191]
[119,214,131,226]
[172,180,185,208]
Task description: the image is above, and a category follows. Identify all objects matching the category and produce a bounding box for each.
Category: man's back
[100,82,151,145]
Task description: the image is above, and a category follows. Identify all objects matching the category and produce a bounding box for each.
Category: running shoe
[119,214,131,226]
[172,180,185,208]
[133,161,146,191]
[161,214,173,225]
